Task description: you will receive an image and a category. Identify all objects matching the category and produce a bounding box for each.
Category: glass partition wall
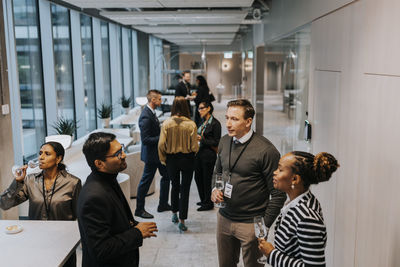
[51,5,76,127]
[12,0,45,160]
[80,14,96,133]
[263,25,311,154]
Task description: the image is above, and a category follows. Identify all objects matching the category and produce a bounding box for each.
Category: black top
[77,171,143,267]
[175,81,191,97]
[194,85,211,107]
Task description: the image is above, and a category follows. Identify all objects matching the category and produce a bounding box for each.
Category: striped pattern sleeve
[267,215,327,267]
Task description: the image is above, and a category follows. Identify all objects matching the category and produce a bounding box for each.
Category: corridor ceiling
[61,0,270,47]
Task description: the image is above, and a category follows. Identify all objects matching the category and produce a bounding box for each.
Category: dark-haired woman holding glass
[0,141,82,267]
[194,101,221,211]
[258,151,339,267]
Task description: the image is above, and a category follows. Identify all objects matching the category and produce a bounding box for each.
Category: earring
[291,184,295,190]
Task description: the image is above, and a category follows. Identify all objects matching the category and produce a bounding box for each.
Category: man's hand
[197,134,202,141]
[258,238,274,257]
[135,222,158,238]
[211,189,224,203]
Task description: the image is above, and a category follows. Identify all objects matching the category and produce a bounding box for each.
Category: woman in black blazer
[194,101,221,211]
[258,151,339,267]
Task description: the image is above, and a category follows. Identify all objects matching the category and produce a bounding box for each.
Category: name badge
[224,182,233,198]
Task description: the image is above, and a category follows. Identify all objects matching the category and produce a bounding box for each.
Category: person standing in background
[193,75,213,126]
[175,71,191,98]
[135,89,171,219]
[211,99,286,267]
[158,97,199,232]
[194,101,221,211]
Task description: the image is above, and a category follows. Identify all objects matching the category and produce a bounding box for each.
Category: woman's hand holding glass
[12,159,39,181]
[254,216,270,264]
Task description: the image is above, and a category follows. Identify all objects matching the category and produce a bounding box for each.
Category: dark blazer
[77,171,143,267]
[139,106,161,163]
[194,85,211,107]
[199,116,221,156]
[175,81,191,97]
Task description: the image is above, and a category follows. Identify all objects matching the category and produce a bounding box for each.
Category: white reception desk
[0,220,80,267]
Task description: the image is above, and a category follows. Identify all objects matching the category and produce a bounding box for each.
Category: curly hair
[290,151,340,188]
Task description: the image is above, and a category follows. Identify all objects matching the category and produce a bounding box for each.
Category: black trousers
[166,153,195,220]
[194,148,217,206]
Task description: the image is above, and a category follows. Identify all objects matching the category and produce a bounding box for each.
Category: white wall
[304,0,400,266]
[264,0,356,42]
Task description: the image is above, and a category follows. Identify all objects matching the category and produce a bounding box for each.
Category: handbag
[209,92,216,102]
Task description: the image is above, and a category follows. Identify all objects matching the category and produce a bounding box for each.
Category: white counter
[0,220,80,267]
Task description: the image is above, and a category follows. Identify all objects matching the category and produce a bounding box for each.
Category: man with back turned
[78,132,158,266]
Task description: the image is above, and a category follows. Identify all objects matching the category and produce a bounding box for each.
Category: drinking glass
[254,216,269,264]
[11,159,40,178]
[214,173,226,208]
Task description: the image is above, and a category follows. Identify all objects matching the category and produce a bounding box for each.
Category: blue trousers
[136,161,170,212]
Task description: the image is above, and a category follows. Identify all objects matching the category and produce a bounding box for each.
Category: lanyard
[200,116,212,137]
[42,176,58,220]
[228,133,253,180]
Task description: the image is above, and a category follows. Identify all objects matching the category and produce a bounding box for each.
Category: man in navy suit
[135,90,171,219]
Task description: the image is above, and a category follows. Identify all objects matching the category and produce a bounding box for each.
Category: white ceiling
[61,0,264,46]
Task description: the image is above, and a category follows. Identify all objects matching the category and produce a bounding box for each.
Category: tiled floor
[77,93,292,267]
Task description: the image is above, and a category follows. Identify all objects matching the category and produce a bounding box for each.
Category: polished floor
[77,93,292,267]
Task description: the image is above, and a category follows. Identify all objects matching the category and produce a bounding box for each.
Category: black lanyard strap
[42,175,58,219]
[228,133,254,175]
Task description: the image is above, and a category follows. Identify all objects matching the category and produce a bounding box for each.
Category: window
[13,0,45,160]
[100,21,111,105]
[51,5,76,127]
[128,30,134,99]
[80,14,96,132]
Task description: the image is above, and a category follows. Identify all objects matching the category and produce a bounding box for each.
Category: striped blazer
[267,191,327,267]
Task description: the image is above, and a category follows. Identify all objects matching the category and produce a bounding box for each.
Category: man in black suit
[175,71,191,98]
[78,132,158,267]
[135,90,171,219]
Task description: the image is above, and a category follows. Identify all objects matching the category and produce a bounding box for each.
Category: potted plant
[120,96,132,115]
[52,116,77,136]
[51,117,77,145]
[97,102,113,128]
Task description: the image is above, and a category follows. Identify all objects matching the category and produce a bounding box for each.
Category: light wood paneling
[354,75,400,266]
[311,70,341,266]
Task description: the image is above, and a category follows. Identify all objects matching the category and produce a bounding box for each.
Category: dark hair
[41,141,66,170]
[171,96,190,119]
[196,75,209,90]
[146,89,161,102]
[199,101,214,114]
[290,151,340,189]
[82,132,116,172]
[227,99,255,119]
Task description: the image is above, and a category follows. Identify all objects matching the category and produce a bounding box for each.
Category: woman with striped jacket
[258,151,339,267]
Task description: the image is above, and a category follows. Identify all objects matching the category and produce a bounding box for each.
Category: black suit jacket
[175,81,191,97]
[77,171,143,267]
[139,106,161,163]
[199,116,222,156]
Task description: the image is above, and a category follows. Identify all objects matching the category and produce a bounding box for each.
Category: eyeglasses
[198,106,207,111]
[105,144,125,159]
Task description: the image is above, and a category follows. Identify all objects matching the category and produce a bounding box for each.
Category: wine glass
[254,216,269,264]
[28,159,39,169]
[11,159,40,178]
[214,173,226,208]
